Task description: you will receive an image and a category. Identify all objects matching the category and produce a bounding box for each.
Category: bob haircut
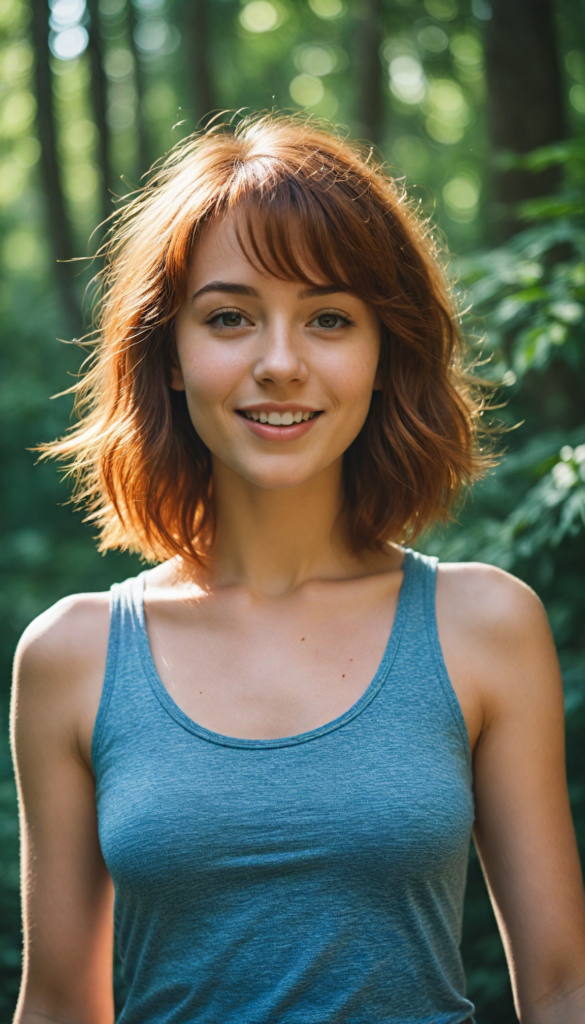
[44,114,492,563]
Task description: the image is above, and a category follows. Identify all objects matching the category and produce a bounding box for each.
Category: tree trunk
[86,0,116,226]
[354,0,384,145]
[185,0,215,126]
[484,0,566,238]
[29,0,79,326]
[126,0,152,178]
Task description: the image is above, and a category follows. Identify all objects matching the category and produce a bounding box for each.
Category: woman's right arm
[10,595,115,1024]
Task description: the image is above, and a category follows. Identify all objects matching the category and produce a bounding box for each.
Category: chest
[98,718,474,901]
[143,581,402,741]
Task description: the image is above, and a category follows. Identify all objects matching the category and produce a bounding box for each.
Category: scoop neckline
[131,549,414,750]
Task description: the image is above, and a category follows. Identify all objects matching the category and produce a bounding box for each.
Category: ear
[168,361,186,391]
[167,335,186,391]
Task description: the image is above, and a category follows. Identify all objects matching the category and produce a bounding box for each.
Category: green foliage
[424,142,585,1020]
[0,272,142,1015]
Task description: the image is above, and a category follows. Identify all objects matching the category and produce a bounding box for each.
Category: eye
[207,309,252,328]
[309,311,354,330]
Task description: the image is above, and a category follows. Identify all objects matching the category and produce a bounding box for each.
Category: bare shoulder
[436,560,548,640]
[13,592,112,763]
[435,561,560,730]
[15,591,111,686]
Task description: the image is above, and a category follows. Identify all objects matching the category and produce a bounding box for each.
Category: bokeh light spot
[50,0,86,28]
[134,20,168,53]
[289,74,325,106]
[308,0,344,18]
[315,88,338,119]
[450,33,483,66]
[50,25,89,60]
[570,85,585,115]
[13,136,41,168]
[62,118,98,151]
[443,173,479,220]
[428,78,466,111]
[1,42,34,78]
[295,45,336,76]
[471,0,491,20]
[1,91,36,135]
[425,78,470,142]
[389,55,425,104]
[104,48,134,81]
[417,25,448,53]
[0,0,24,30]
[239,2,279,33]
[424,0,457,20]
[426,117,463,143]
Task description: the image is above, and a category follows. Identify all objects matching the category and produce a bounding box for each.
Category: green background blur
[1,0,584,1019]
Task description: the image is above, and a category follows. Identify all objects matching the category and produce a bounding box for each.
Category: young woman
[11,116,585,1024]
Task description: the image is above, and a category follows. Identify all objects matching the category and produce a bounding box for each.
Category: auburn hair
[43,113,493,563]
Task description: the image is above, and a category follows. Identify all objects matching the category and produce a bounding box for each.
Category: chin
[232,459,329,492]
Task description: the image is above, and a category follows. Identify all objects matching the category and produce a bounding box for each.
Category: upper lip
[236,403,322,413]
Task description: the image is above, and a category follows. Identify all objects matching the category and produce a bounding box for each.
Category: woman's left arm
[438,564,585,1024]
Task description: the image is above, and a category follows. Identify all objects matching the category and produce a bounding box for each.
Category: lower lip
[237,413,321,441]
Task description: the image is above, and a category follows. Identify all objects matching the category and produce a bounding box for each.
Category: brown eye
[216,312,245,327]
[310,313,349,329]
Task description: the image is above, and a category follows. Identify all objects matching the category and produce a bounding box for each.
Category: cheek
[178,340,244,413]
[328,344,380,412]
[173,343,245,454]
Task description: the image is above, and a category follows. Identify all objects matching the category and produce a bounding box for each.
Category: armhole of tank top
[421,556,473,773]
[90,582,122,773]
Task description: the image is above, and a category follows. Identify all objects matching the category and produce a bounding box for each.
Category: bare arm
[11,596,114,1024]
[438,564,585,1023]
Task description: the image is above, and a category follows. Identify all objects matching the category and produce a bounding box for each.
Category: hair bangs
[223,171,352,292]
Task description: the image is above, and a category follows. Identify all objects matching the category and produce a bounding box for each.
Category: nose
[253,320,309,389]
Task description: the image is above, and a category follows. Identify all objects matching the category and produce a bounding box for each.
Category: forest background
[0,0,584,1019]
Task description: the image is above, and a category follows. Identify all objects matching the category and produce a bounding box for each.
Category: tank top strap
[91,572,149,769]
[397,548,471,760]
[107,571,146,665]
[400,547,439,627]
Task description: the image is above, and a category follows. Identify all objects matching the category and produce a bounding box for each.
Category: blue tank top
[93,549,475,1024]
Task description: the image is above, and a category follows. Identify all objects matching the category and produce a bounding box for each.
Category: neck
[206,457,355,595]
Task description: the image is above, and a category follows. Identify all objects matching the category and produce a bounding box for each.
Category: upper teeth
[243,410,316,425]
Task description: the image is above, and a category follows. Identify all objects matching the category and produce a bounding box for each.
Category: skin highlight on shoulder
[13,592,111,771]
[435,562,558,753]
[438,560,546,641]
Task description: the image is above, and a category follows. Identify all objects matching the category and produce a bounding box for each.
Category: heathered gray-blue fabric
[92,548,475,1024]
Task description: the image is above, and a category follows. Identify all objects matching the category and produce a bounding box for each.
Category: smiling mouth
[237,410,322,426]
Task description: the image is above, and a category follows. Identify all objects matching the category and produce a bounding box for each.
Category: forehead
[187,207,345,292]
[188,215,255,278]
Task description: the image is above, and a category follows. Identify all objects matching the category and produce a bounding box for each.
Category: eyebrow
[191,282,260,302]
[299,285,349,298]
[191,281,350,303]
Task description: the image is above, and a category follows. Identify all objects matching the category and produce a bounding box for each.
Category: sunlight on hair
[39,113,495,564]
